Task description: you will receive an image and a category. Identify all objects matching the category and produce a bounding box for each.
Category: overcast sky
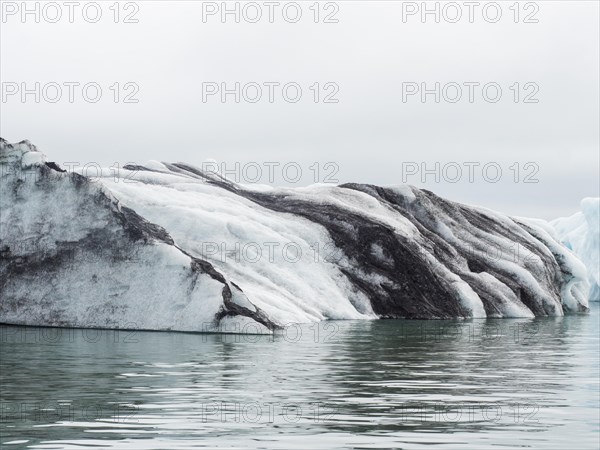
[1,0,598,219]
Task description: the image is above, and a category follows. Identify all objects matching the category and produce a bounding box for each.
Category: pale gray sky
[1,0,598,219]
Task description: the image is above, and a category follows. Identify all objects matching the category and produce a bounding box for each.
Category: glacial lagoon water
[1,304,598,449]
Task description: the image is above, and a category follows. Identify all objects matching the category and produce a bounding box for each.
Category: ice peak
[0,137,46,168]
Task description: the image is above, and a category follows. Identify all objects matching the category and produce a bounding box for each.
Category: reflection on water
[1,304,598,449]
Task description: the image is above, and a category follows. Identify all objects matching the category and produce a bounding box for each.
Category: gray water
[1,304,598,449]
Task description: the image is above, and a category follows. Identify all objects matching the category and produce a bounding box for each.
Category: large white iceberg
[551,198,600,301]
[0,139,590,333]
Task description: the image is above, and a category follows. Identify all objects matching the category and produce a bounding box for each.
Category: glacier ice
[551,198,600,302]
[0,139,591,333]
[0,140,274,333]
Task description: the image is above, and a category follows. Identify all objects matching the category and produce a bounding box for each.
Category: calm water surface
[1,304,598,449]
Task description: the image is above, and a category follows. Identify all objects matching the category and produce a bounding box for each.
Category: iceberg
[551,198,600,301]
[0,139,590,333]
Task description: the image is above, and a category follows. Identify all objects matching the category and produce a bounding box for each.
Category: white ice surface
[1,141,589,331]
[0,146,256,332]
[96,169,376,325]
[551,198,600,301]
